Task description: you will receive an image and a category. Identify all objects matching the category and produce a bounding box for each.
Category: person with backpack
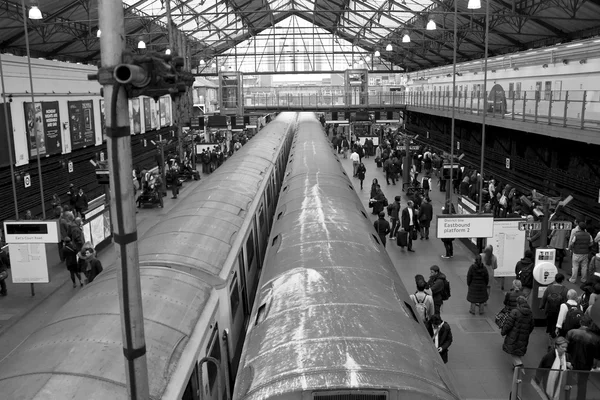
[566,314,600,400]
[410,280,435,324]
[540,273,568,349]
[556,289,583,338]
[515,250,535,298]
[467,254,489,315]
[428,265,449,316]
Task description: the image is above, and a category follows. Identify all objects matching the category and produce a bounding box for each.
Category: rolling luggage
[397,231,408,247]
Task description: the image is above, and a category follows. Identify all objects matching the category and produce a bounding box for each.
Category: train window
[372,234,381,246]
[230,272,240,316]
[205,324,221,394]
[246,232,255,270]
[554,80,562,101]
[535,81,542,100]
[347,185,353,191]
[182,363,200,400]
[361,211,367,219]
[282,185,288,192]
[255,304,267,325]
[403,301,420,323]
[544,81,552,100]
[515,82,521,100]
[277,211,283,220]
[508,83,514,99]
[259,205,267,231]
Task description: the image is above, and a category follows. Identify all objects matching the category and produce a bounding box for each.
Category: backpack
[562,303,583,334]
[580,291,592,313]
[412,292,430,322]
[442,278,451,300]
[517,264,534,288]
[545,286,565,314]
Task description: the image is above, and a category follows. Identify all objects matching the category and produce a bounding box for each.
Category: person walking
[77,242,104,285]
[540,273,568,350]
[401,200,416,252]
[419,197,433,240]
[74,187,89,220]
[566,314,600,400]
[373,212,391,247]
[535,336,572,400]
[350,150,360,177]
[0,247,10,297]
[62,237,83,288]
[426,314,453,364]
[549,227,569,270]
[356,162,366,190]
[441,200,456,258]
[501,296,535,368]
[555,289,583,338]
[515,250,535,298]
[467,254,489,315]
[428,265,448,316]
[504,279,524,311]
[388,196,401,240]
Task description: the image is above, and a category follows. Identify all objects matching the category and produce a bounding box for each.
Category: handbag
[0,270,8,281]
[411,229,418,240]
[494,306,510,329]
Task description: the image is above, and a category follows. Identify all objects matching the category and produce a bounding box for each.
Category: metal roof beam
[490,0,567,37]
[221,0,256,35]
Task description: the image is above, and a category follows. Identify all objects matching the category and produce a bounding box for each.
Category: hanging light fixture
[426,19,437,30]
[137,40,146,49]
[365,55,371,62]
[374,50,380,57]
[96,29,101,38]
[28,5,42,19]
[467,0,481,9]
[211,62,216,68]
[200,59,205,65]
[165,49,171,55]
[386,43,393,51]
[402,33,411,43]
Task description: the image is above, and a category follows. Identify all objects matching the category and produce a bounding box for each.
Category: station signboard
[3,221,59,244]
[436,214,494,239]
[518,222,542,231]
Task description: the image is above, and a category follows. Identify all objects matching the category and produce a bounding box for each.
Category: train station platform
[336,150,600,399]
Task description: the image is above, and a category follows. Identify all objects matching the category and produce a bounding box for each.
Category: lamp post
[21,0,46,220]
[477,0,490,212]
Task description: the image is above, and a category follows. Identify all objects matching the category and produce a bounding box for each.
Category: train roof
[234,115,458,400]
[138,112,297,283]
[0,267,212,399]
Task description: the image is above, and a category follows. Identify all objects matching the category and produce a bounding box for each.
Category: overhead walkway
[242,88,600,144]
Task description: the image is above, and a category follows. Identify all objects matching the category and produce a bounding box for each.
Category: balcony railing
[242,88,600,131]
[510,366,600,400]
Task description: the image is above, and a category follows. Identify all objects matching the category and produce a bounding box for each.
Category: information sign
[3,220,60,244]
[518,222,541,231]
[436,215,494,239]
[491,219,527,277]
[533,262,558,286]
[8,243,50,283]
[549,221,572,231]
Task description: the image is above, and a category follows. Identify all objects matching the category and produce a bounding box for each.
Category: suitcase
[397,231,408,247]
[376,161,382,168]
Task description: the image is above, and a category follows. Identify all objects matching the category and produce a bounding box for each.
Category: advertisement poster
[150,99,158,130]
[131,98,141,134]
[492,219,527,277]
[68,100,95,150]
[8,243,50,283]
[90,216,105,247]
[0,105,15,167]
[99,99,106,141]
[159,97,167,127]
[24,101,61,157]
[143,98,151,132]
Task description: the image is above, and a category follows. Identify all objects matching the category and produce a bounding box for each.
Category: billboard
[143,98,152,132]
[24,101,62,157]
[68,100,95,150]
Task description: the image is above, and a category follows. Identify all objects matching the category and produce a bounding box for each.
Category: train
[403,36,600,124]
[0,112,298,400]
[233,113,461,400]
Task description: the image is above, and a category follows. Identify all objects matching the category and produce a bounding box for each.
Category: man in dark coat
[426,314,453,364]
[401,200,416,252]
[388,196,401,240]
[566,314,600,400]
[373,212,391,247]
[428,265,447,316]
[0,247,10,296]
[515,250,535,298]
[419,197,433,240]
[501,296,535,367]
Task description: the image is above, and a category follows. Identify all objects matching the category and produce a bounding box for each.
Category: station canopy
[0,0,599,73]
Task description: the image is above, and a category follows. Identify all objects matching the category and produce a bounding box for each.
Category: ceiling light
[200,59,205,65]
[426,20,436,30]
[374,50,380,57]
[211,62,216,68]
[165,49,171,55]
[402,34,411,43]
[28,5,42,20]
[467,0,481,9]
[137,40,146,49]
[96,29,101,38]
[386,43,392,51]
[365,56,371,62]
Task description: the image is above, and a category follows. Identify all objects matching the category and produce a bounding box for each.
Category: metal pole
[478,0,489,212]
[21,0,46,220]
[165,0,173,52]
[98,0,150,396]
[447,0,458,207]
[0,53,20,220]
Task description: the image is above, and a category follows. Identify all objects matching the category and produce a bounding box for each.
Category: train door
[182,364,200,400]
[228,270,245,379]
[256,203,269,265]
[202,324,223,400]
[244,227,260,309]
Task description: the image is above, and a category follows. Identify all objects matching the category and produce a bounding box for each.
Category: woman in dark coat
[501,296,535,367]
[369,178,379,199]
[504,279,523,310]
[467,254,489,315]
[356,163,366,190]
[77,242,103,284]
[371,187,387,216]
[63,237,83,288]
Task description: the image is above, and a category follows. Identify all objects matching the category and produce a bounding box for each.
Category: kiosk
[344,69,368,105]
[218,71,243,115]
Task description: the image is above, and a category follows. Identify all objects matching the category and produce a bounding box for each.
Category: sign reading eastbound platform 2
[436,214,494,239]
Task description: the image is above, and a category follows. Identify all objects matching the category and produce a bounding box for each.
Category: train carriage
[0,112,299,400]
[233,113,460,400]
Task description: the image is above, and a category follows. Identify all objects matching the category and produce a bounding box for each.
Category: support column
[98,0,150,397]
